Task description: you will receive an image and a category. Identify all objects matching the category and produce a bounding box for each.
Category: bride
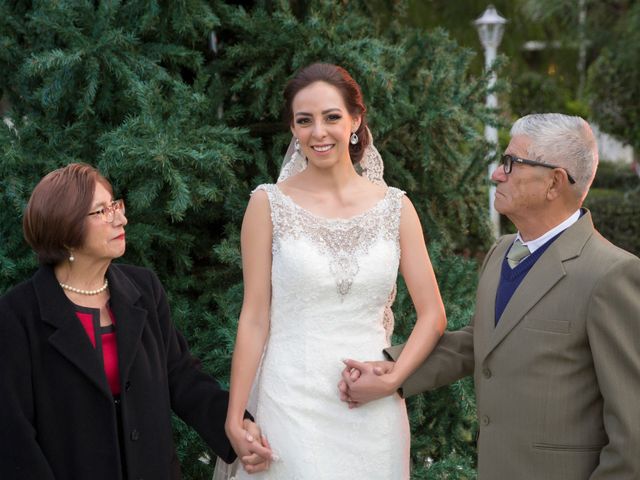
[218,63,446,479]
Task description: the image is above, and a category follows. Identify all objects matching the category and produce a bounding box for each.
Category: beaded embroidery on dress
[268,185,402,299]
[221,183,410,480]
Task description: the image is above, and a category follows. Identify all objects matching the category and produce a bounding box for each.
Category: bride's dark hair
[283,63,370,164]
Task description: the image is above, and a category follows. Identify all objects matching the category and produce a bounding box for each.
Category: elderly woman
[0,163,270,479]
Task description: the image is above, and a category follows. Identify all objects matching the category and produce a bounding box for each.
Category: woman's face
[74,182,127,262]
[290,81,361,169]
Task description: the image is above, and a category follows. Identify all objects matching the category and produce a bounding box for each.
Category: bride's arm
[225,190,273,465]
[343,196,447,401]
[384,195,447,390]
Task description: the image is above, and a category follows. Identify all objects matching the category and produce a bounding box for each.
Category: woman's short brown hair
[23,163,113,265]
[283,63,370,164]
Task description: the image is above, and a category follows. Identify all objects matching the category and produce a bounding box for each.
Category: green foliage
[586,189,640,257]
[1,1,499,478]
[591,161,639,191]
[585,162,640,257]
[509,71,571,117]
[587,2,640,150]
[393,244,479,477]
[397,0,639,147]
[508,70,591,119]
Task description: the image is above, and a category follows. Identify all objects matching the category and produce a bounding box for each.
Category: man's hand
[338,359,396,408]
[226,419,273,474]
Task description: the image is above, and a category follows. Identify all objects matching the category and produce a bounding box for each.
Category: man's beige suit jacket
[386,211,640,479]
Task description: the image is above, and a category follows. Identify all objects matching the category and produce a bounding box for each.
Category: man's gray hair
[510,113,598,201]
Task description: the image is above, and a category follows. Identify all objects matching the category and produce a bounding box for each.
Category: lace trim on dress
[382,284,397,344]
[253,184,405,298]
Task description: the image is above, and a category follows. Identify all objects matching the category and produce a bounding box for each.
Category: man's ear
[546,169,567,200]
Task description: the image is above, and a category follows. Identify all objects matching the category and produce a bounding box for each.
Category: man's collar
[516,209,581,254]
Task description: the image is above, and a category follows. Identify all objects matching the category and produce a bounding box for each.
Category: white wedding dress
[222,183,410,480]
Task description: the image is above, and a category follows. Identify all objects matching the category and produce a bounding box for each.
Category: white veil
[278,127,387,187]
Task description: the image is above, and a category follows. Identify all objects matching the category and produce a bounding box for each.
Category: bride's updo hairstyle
[284,63,370,164]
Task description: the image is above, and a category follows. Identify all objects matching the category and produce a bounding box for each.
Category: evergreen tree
[1,1,500,478]
[586,1,640,151]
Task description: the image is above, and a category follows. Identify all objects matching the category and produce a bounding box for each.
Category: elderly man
[340,114,640,479]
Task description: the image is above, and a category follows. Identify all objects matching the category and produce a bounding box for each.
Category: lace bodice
[256,184,404,297]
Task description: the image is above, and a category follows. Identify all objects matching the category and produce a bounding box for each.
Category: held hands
[337,359,397,408]
[226,419,273,474]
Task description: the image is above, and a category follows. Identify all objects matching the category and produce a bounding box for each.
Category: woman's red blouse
[74,306,121,396]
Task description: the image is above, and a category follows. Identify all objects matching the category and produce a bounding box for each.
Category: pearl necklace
[59,279,109,295]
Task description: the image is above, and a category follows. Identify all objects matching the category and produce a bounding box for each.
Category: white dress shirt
[515,209,581,254]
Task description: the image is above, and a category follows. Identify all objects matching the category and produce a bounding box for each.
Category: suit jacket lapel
[481,211,595,361]
[488,247,566,355]
[36,266,112,398]
[475,236,511,361]
[106,265,147,386]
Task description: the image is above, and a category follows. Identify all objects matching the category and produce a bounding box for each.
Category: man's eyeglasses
[501,154,576,184]
[88,199,125,223]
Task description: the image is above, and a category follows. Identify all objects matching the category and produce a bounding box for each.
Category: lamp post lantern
[474,4,507,238]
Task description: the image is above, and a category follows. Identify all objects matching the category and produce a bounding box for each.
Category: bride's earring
[69,251,75,262]
[294,138,300,151]
[350,132,359,145]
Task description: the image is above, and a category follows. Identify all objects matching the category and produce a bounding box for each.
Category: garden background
[1,1,638,479]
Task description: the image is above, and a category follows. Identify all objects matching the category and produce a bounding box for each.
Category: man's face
[491,134,551,222]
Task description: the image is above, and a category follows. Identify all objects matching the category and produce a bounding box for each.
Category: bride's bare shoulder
[275,174,310,197]
[358,178,387,200]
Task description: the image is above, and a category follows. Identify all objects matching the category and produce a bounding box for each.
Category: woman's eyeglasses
[87,199,125,223]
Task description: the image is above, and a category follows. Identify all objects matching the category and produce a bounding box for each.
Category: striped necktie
[507,239,531,268]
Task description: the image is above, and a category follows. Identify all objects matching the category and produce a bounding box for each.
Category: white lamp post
[474,5,507,239]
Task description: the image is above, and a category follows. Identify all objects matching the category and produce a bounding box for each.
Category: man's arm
[339,324,475,405]
[587,255,640,479]
[387,238,506,397]
[340,238,502,405]
[384,323,475,398]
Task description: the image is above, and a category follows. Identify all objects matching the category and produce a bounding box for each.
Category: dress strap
[251,183,278,199]
[385,187,406,242]
[251,184,288,241]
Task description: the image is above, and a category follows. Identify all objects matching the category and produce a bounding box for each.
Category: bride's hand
[241,421,274,474]
[339,359,397,407]
[226,419,273,473]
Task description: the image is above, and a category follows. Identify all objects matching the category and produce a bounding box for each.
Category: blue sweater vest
[494,233,562,325]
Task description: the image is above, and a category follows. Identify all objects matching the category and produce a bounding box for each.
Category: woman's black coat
[0,263,235,479]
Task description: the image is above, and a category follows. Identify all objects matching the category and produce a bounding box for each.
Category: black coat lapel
[106,265,147,386]
[35,266,112,398]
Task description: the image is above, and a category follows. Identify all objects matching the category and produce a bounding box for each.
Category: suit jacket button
[481,415,490,426]
[482,368,492,379]
[130,429,140,441]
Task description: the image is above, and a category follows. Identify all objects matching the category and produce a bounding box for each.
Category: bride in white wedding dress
[218,63,447,479]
